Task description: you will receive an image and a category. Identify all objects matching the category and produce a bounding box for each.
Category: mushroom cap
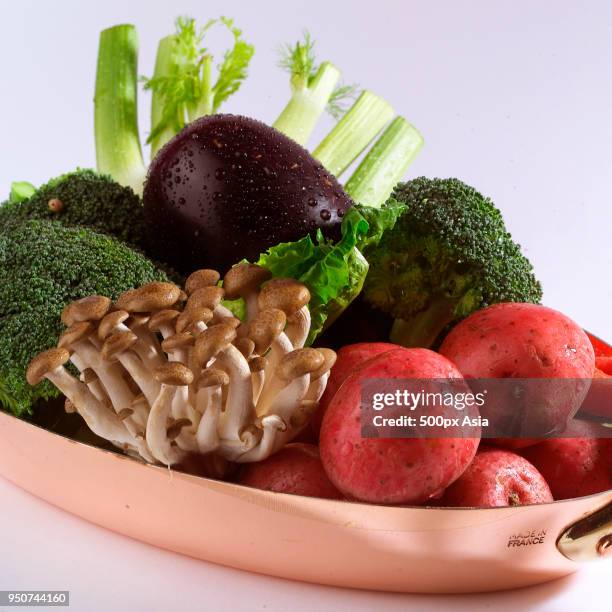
[117,407,135,421]
[310,348,337,380]
[27,347,70,385]
[247,308,287,354]
[167,418,193,440]
[101,330,138,361]
[161,332,195,353]
[61,296,112,326]
[277,348,324,382]
[81,367,99,384]
[196,368,230,389]
[154,362,194,386]
[131,394,148,408]
[223,264,271,300]
[128,313,151,328]
[98,310,130,340]
[185,269,221,294]
[148,309,180,332]
[187,286,225,311]
[58,321,94,349]
[220,317,242,330]
[193,323,237,367]
[234,337,255,358]
[116,282,181,313]
[248,355,267,373]
[258,278,310,316]
[176,306,213,333]
[239,423,263,446]
[290,399,319,429]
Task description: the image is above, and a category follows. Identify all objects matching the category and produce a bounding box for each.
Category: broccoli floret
[362,177,543,347]
[0,218,170,417]
[0,169,146,248]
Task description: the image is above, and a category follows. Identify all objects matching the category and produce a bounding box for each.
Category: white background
[0,1,610,610]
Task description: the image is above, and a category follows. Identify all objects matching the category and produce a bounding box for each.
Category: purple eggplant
[143,114,353,273]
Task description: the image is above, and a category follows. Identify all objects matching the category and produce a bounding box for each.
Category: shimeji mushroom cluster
[26,264,336,467]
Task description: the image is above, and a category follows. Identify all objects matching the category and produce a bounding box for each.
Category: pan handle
[557,499,612,561]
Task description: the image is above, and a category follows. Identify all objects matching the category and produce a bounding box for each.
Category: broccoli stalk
[143,17,254,157]
[272,33,341,145]
[362,178,543,348]
[345,117,424,208]
[94,25,146,194]
[389,299,457,348]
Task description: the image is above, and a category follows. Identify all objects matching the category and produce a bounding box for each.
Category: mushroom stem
[129,394,150,431]
[115,352,161,406]
[71,339,139,427]
[131,319,164,359]
[305,370,331,403]
[249,357,266,407]
[147,363,194,465]
[46,366,133,447]
[211,303,237,324]
[70,354,108,403]
[216,345,256,442]
[146,384,187,465]
[244,293,259,323]
[112,321,164,369]
[234,415,285,462]
[170,385,199,452]
[262,374,311,422]
[195,386,222,453]
[286,306,311,348]
[256,332,294,411]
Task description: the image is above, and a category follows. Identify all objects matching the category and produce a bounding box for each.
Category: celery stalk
[312,91,394,178]
[345,117,424,207]
[190,55,214,120]
[144,17,253,153]
[94,25,146,194]
[273,61,340,145]
[150,35,181,158]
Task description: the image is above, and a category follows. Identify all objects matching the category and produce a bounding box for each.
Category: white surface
[0,476,610,612]
[0,1,610,609]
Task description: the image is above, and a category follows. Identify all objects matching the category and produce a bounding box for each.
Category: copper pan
[0,408,609,593]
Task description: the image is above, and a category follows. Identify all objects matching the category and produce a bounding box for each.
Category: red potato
[319,348,480,505]
[310,342,397,437]
[238,443,344,500]
[439,303,595,446]
[521,423,612,500]
[442,448,553,507]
